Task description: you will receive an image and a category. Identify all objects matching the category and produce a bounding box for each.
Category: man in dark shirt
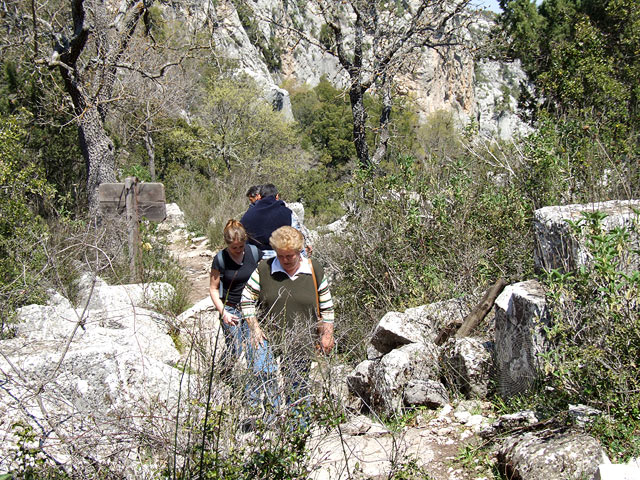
[240,184,294,259]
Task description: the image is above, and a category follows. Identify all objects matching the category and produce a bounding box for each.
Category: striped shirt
[241,257,335,323]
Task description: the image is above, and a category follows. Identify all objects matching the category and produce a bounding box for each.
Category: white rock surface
[0,287,188,476]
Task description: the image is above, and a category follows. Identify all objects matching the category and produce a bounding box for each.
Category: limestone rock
[595,458,640,480]
[370,297,470,355]
[533,199,640,273]
[175,296,225,373]
[346,359,374,406]
[497,430,609,480]
[403,379,449,409]
[77,281,175,311]
[0,298,188,475]
[441,336,493,399]
[163,202,186,229]
[369,342,439,416]
[494,280,549,397]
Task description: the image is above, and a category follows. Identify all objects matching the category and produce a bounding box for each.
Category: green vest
[257,257,325,331]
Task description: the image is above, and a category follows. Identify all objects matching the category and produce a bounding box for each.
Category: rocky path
[165,230,216,305]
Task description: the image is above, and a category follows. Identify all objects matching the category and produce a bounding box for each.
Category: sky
[475,0,544,13]
[475,0,503,12]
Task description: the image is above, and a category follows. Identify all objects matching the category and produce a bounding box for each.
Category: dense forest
[1,0,639,476]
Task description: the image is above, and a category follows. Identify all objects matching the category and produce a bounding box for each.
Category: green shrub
[329,152,534,360]
[540,211,640,460]
[0,114,55,327]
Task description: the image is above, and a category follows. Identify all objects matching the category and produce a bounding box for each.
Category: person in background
[246,185,262,206]
[241,226,334,427]
[240,183,296,259]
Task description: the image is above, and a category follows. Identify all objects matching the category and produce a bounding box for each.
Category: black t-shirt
[211,245,263,305]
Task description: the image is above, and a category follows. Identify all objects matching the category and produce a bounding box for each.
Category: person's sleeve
[241,268,261,318]
[317,276,334,323]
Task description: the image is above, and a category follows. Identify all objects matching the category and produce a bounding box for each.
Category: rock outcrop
[183,0,529,138]
[494,279,549,397]
[497,430,609,480]
[0,280,191,476]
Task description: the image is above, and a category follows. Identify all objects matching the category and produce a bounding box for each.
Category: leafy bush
[540,211,640,460]
[329,150,534,360]
[0,114,55,326]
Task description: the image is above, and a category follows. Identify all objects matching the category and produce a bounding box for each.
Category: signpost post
[98,177,166,281]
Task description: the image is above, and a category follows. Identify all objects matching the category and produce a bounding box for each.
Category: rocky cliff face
[192,0,530,140]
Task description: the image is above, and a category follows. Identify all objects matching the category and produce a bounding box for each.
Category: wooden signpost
[98,177,166,281]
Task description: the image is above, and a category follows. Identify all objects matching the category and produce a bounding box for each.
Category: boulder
[77,281,175,311]
[369,342,439,416]
[174,296,225,373]
[533,199,640,273]
[403,379,449,409]
[497,430,609,480]
[494,280,550,397]
[345,359,374,407]
[162,202,187,229]
[370,297,470,355]
[441,336,493,399]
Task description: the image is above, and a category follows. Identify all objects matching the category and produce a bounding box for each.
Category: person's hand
[317,331,334,355]
[221,310,239,326]
[250,325,266,348]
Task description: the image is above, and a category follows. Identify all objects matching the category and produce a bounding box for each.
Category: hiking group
[208,183,335,429]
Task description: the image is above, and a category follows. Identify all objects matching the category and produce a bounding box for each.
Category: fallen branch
[435,278,507,345]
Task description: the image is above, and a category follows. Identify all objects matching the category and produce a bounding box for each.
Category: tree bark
[79,108,117,213]
[50,0,151,212]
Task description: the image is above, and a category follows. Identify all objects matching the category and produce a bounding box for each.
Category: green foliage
[0,61,85,214]
[178,407,313,479]
[4,423,69,479]
[0,114,55,323]
[499,0,640,134]
[290,77,356,169]
[140,223,192,316]
[330,149,534,360]
[295,166,345,225]
[119,162,153,182]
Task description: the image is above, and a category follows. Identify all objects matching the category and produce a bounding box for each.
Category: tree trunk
[77,105,117,213]
[144,124,156,181]
[349,84,371,169]
[371,74,392,166]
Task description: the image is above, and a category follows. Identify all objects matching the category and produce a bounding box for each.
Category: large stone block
[494,280,549,397]
[533,199,640,273]
[441,336,493,399]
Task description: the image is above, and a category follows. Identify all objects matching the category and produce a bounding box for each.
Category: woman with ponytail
[209,219,263,365]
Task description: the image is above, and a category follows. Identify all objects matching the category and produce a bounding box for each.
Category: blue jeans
[246,338,281,412]
[221,306,280,410]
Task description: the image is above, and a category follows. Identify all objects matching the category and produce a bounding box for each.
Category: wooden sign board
[98,182,166,222]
